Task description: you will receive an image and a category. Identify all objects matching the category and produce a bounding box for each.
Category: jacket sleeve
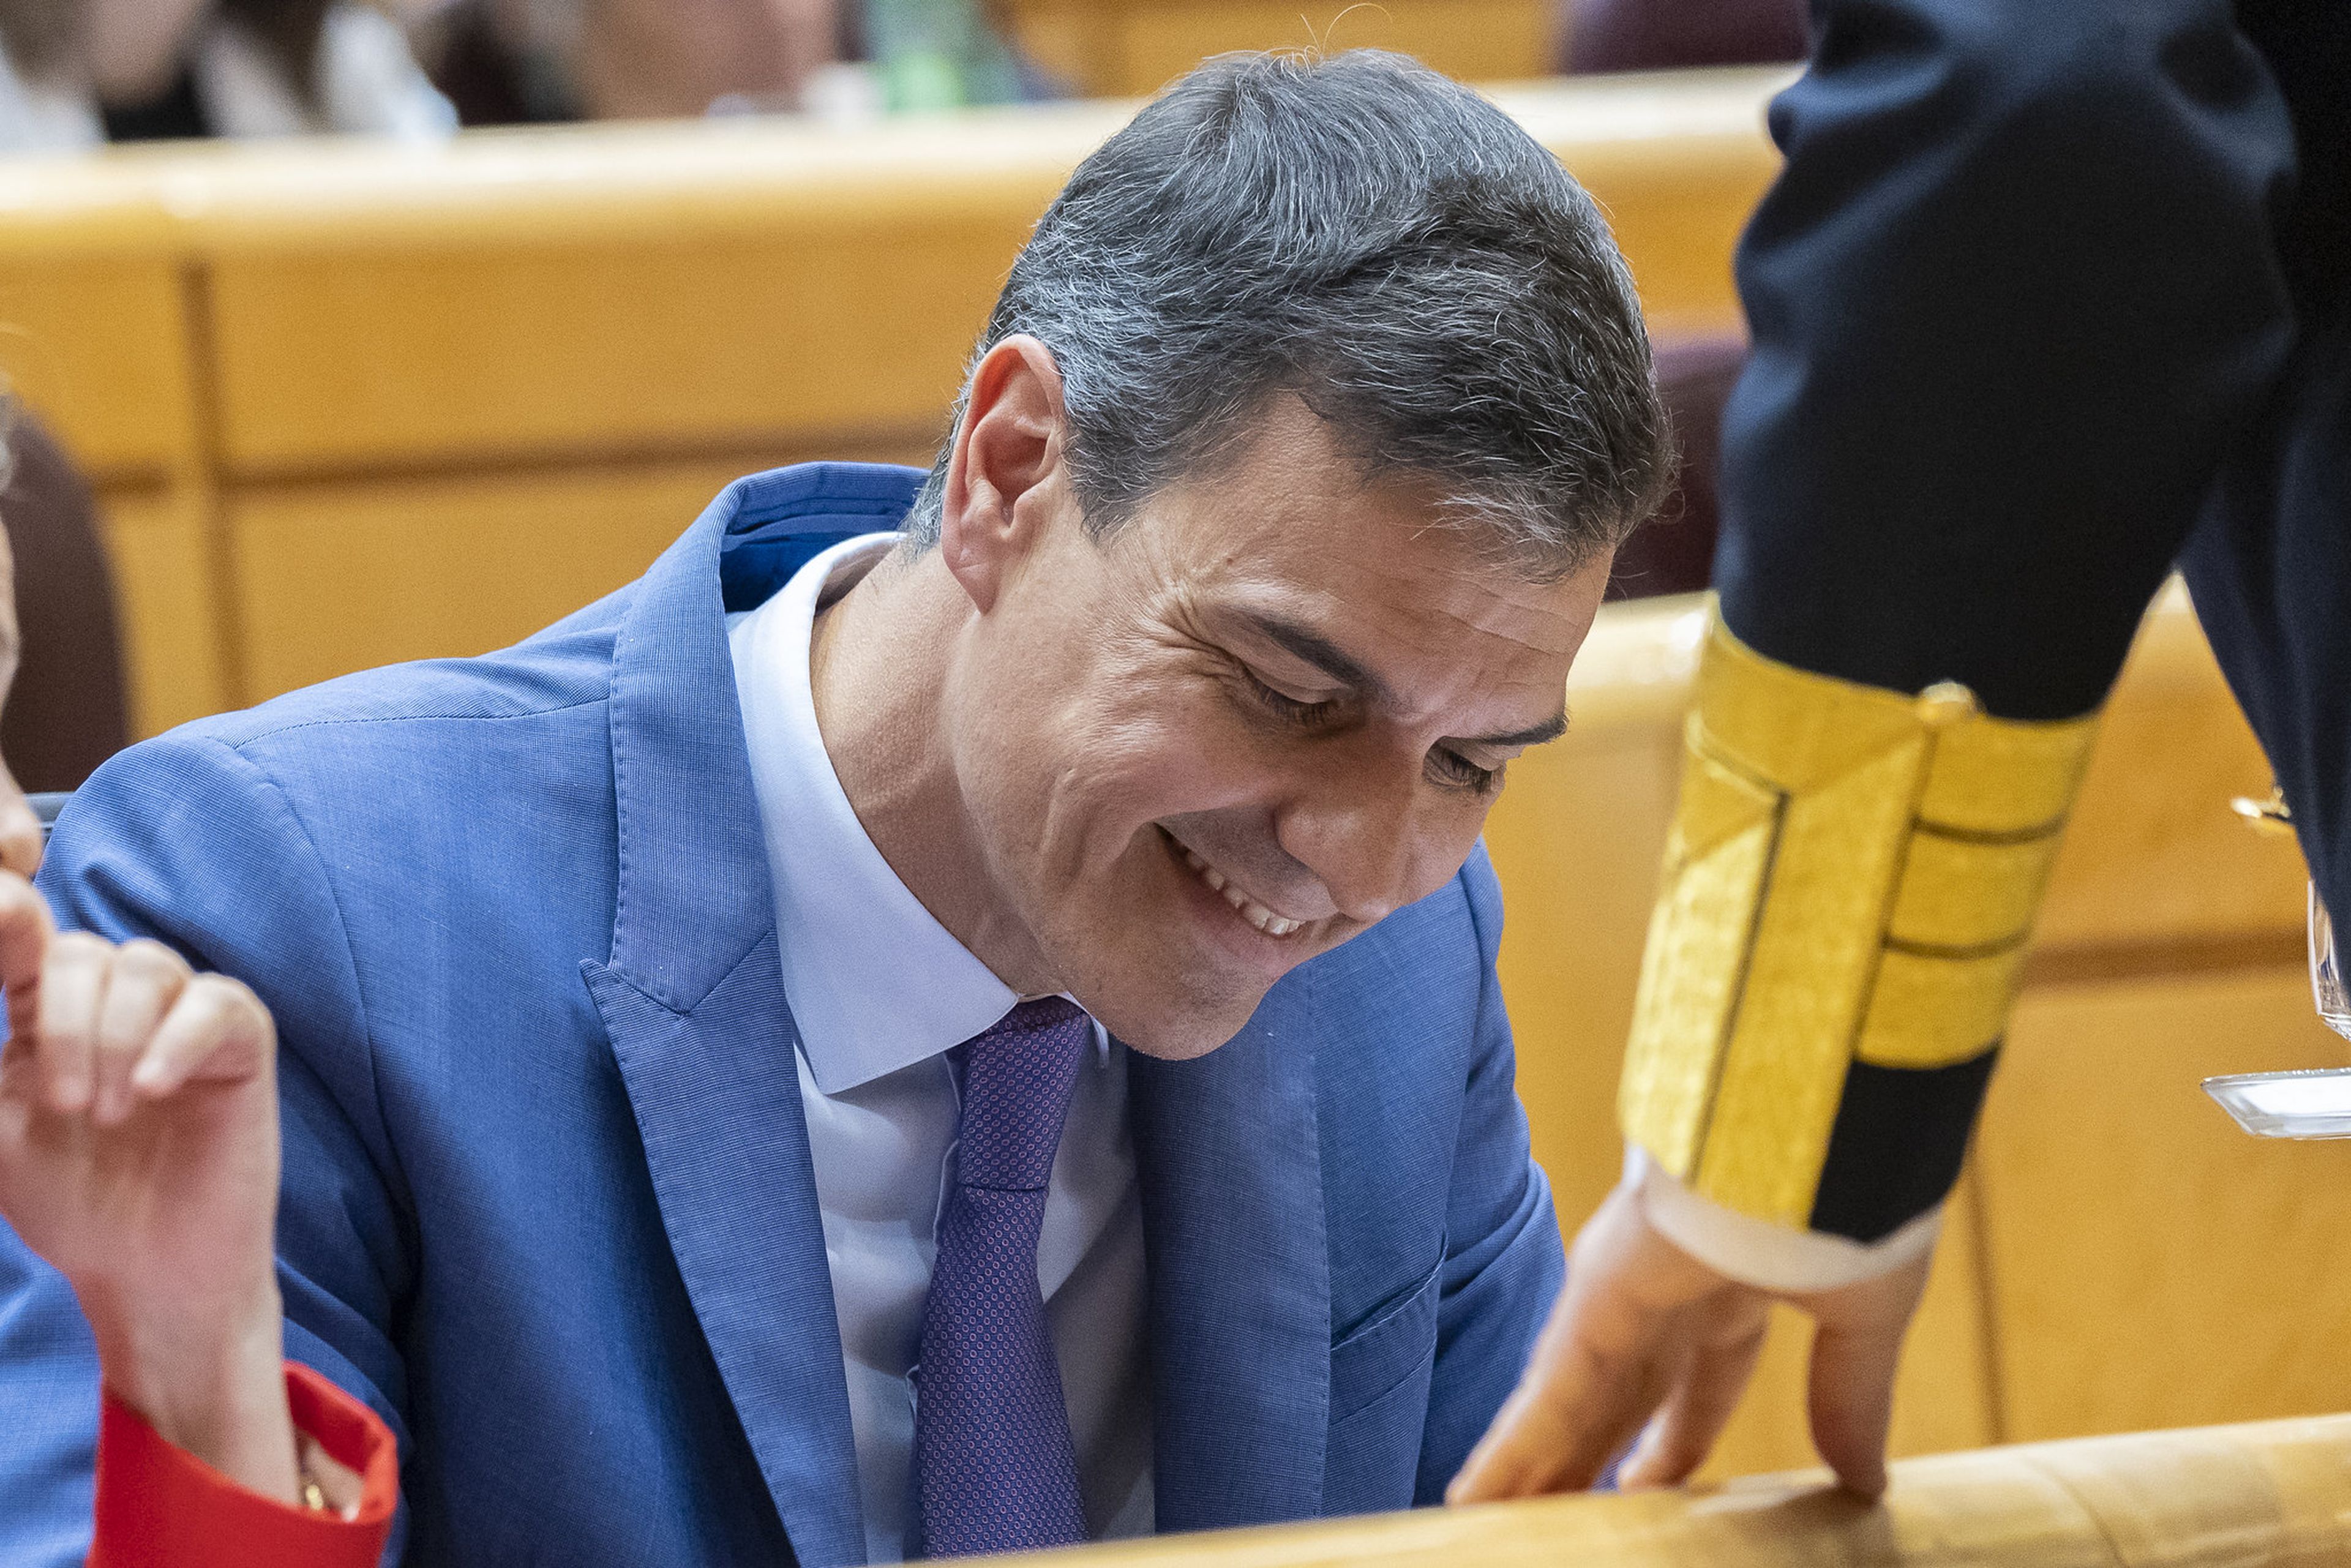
[23,730,421,1561]
[90,1364,397,1568]
[1414,846,1567,1500]
[1722,0,2295,715]
[1618,0,2300,1253]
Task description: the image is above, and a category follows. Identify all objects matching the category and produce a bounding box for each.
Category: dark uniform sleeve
[1618,0,2300,1245]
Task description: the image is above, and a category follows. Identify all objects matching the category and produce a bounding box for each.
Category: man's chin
[1116,1026,1239,1063]
[1077,978,1270,1062]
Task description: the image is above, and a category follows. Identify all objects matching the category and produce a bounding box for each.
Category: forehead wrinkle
[1335,535,1587,653]
[1392,593,1574,678]
[1216,563,1572,727]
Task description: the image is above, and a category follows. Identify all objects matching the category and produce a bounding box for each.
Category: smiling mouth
[1163,830,1307,939]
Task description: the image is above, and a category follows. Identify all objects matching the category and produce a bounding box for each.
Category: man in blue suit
[0,49,1671,1564]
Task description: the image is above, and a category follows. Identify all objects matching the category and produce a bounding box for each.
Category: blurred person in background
[0,418,129,797]
[1556,0,1803,75]
[0,0,452,147]
[0,495,47,877]
[92,0,454,141]
[0,0,92,145]
[416,0,1045,126]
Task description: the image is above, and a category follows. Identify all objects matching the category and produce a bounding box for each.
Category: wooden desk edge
[978,1412,2351,1566]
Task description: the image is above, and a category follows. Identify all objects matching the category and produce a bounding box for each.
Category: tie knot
[956,997,1091,1191]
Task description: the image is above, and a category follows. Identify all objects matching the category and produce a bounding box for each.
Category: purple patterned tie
[913,997,1092,1559]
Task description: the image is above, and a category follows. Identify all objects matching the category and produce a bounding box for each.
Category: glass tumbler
[2316,880,2350,1041]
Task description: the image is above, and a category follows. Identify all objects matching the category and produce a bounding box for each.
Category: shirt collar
[729,533,1022,1094]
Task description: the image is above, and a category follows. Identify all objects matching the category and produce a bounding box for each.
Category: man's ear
[939,335,1068,613]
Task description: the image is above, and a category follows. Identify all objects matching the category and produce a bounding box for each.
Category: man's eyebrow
[1239,611,1393,707]
[1237,610,1570,747]
[1467,709,1571,750]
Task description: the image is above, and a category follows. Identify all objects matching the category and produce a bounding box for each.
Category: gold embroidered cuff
[1616,607,2101,1228]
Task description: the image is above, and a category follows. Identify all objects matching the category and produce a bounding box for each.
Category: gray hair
[905,48,1673,579]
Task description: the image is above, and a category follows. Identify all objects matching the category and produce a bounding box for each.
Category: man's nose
[1277,755,1423,926]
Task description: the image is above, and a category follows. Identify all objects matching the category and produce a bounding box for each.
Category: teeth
[1175,841,1303,938]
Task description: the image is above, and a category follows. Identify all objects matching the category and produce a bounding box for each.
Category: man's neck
[807,549,1057,996]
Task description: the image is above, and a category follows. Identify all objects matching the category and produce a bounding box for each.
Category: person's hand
[1448,1179,1932,1504]
[0,873,299,1505]
[0,525,39,880]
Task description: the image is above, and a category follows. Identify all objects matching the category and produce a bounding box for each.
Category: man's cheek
[1160,705,1292,805]
[1084,720,1233,816]
[1392,817,1488,915]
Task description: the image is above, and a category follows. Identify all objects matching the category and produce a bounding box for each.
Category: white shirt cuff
[1624,1146,1942,1293]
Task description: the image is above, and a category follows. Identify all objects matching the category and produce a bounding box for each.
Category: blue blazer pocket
[1323,1259,1443,1517]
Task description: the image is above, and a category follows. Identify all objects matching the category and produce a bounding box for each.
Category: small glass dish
[2205,1067,2351,1139]
[2203,883,2351,1138]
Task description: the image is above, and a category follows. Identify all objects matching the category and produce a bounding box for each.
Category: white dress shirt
[1627,1146,1941,1292]
[728,534,1153,1565]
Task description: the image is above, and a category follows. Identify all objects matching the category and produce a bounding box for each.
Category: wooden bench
[988,1412,2351,1567]
[1000,0,1556,100]
[0,66,1783,740]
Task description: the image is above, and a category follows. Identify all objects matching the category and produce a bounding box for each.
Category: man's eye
[1245,670,1340,727]
[1427,748,1498,793]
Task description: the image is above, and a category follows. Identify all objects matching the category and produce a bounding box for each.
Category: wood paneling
[209,229,1005,475]
[181,74,1774,474]
[1887,1170,2003,1461]
[0,70,1779,728]
[2036,583,2310,958]
[1983,966,2351,1442]
[0,257,194,481]
[1114,0,1548,99]
[232,460,812,699]
[1000,0,1556,99]
[92,483,231,737]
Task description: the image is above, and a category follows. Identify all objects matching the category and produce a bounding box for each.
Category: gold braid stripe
[1618,608,2101,1228]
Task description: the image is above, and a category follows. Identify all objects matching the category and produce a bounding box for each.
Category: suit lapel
[1128,981,1331,1532]
[587,948,866,1566]
[582,463,928,1568]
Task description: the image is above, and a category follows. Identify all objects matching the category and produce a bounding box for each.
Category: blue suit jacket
[3,463,1564,1566]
